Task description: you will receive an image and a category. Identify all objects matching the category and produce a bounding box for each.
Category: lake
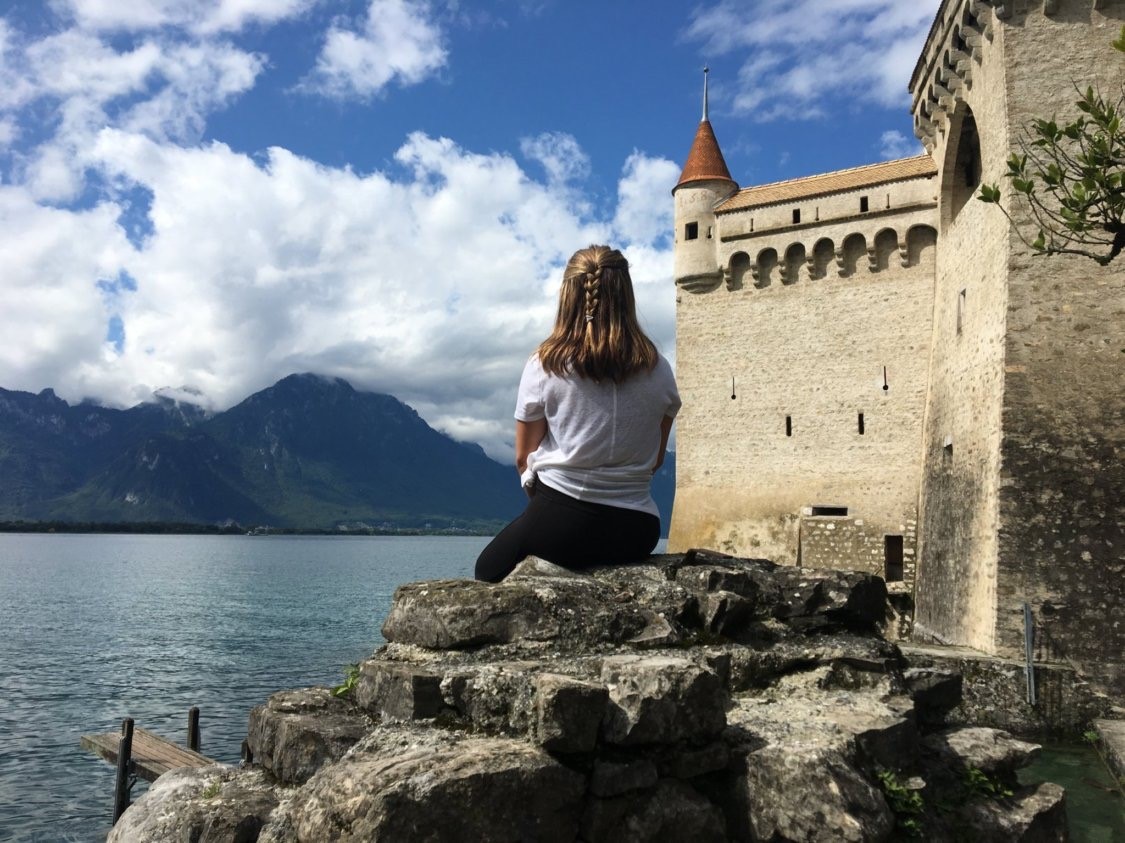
[0,533,486,842]
[0,533,1119,842]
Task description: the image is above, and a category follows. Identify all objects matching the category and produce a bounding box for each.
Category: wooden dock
[82,709,217,824]
[81,725,215,782]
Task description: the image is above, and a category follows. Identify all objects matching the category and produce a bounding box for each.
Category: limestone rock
[954,781,1067,841]
[115,551,1067,843]
[109,765,282,843]
[580,779,728,843]
[381,577,648,650]
[260,732,585,843]
[923,726,1041,778]
[247,687,370,784]
[600,655,727,746]
[441,660,540,735]
[534,672,608,754]
[355,660,444,720]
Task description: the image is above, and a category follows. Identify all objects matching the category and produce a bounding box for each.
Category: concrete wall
[670,185,937,576]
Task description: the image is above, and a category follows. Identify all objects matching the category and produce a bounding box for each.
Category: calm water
[0,533,485,842]
[0,534,1120,842]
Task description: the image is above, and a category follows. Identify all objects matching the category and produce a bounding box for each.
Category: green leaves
[977,31,1125,265]
[332,663,361,697]
[978,183,1002,203]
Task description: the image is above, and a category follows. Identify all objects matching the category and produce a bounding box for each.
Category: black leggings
[474,481,660,582]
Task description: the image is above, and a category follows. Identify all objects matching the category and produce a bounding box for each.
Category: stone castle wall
[911,0,1125,695]
[993,1,1124,692]
[913,0,1014,656]
[671,0,1124,695]
[670,184,937,577]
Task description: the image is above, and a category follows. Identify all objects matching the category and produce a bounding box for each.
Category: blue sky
[0,0,940,459]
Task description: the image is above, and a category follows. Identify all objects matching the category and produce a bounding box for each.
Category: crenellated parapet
[909,0,1002,153]
[705,223,938,293]
[910,0,1113,153]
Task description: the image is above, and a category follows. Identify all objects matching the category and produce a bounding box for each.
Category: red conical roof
[675,119,735,191]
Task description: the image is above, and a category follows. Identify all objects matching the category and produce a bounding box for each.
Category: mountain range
[0,374,676,534]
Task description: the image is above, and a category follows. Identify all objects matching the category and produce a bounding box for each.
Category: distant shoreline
[0,520,500,537]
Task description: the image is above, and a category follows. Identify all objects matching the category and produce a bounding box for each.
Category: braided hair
[538,245,658,382]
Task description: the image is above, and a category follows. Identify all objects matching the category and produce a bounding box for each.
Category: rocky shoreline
[110,551,1068,841]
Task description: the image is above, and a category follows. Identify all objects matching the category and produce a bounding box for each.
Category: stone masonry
[669,0,1124,696]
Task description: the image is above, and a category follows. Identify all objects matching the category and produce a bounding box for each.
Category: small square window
[685,222,699,241]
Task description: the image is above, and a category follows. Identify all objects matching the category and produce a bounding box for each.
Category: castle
[668,0,1124,696]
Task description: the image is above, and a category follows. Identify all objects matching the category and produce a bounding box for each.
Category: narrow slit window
[858,412,865,435]
[685,222,699,241]
[707,225,713,239]
[785,415,792,437]
[860,196,869,213]
[943,435,953,459]
[792,208,801,224]
[884,536,904,582]
[957,288,966,334]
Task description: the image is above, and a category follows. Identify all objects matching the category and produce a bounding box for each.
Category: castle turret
[673,68,738,289]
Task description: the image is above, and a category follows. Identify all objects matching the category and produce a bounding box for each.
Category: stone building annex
[667,0,1124,695]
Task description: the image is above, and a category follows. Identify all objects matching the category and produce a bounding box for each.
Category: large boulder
[108,765,282,843]
[258,731,585,843]
[113,549,1070,842]
[246,688,370,784]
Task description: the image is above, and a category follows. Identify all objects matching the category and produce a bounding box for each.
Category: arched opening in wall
[755,248,778,288]
[840,233,867,277]
[873,229,898,272]
[811,238,834,279]
[782,243,806,285]
[729,251,750,289]
[905,225,937,267]
[942,102,982,225]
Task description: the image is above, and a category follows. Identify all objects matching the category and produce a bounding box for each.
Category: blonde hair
[537,245,658,382]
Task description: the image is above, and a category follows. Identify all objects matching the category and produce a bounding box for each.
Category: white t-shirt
[515,353,680,517]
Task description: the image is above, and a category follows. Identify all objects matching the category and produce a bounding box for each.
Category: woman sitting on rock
[475,245,680,582]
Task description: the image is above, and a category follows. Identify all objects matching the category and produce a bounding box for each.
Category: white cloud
[686,0,939,119]
[49,0,314,35]
[520,132,590,186]
[0,3,678,462]
[3,26,265,200]
[0,127,672,459]
[878,129,921,160]
[613,152,679,248]
[302,0,447,100]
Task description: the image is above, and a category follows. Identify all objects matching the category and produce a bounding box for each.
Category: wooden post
[112,718,134,825]
[187,706,201,752]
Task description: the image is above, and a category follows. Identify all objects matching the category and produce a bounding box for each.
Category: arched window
[840,233,867,277]
[905,225,937,267]
[811,238,834,280]
[729,251,750,289]
[782,243,806,285]
[873,229,899,272]
[943,102,981,223]
[755,248,778,288]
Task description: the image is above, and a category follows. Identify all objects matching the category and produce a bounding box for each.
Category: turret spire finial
[702,66,710,122]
